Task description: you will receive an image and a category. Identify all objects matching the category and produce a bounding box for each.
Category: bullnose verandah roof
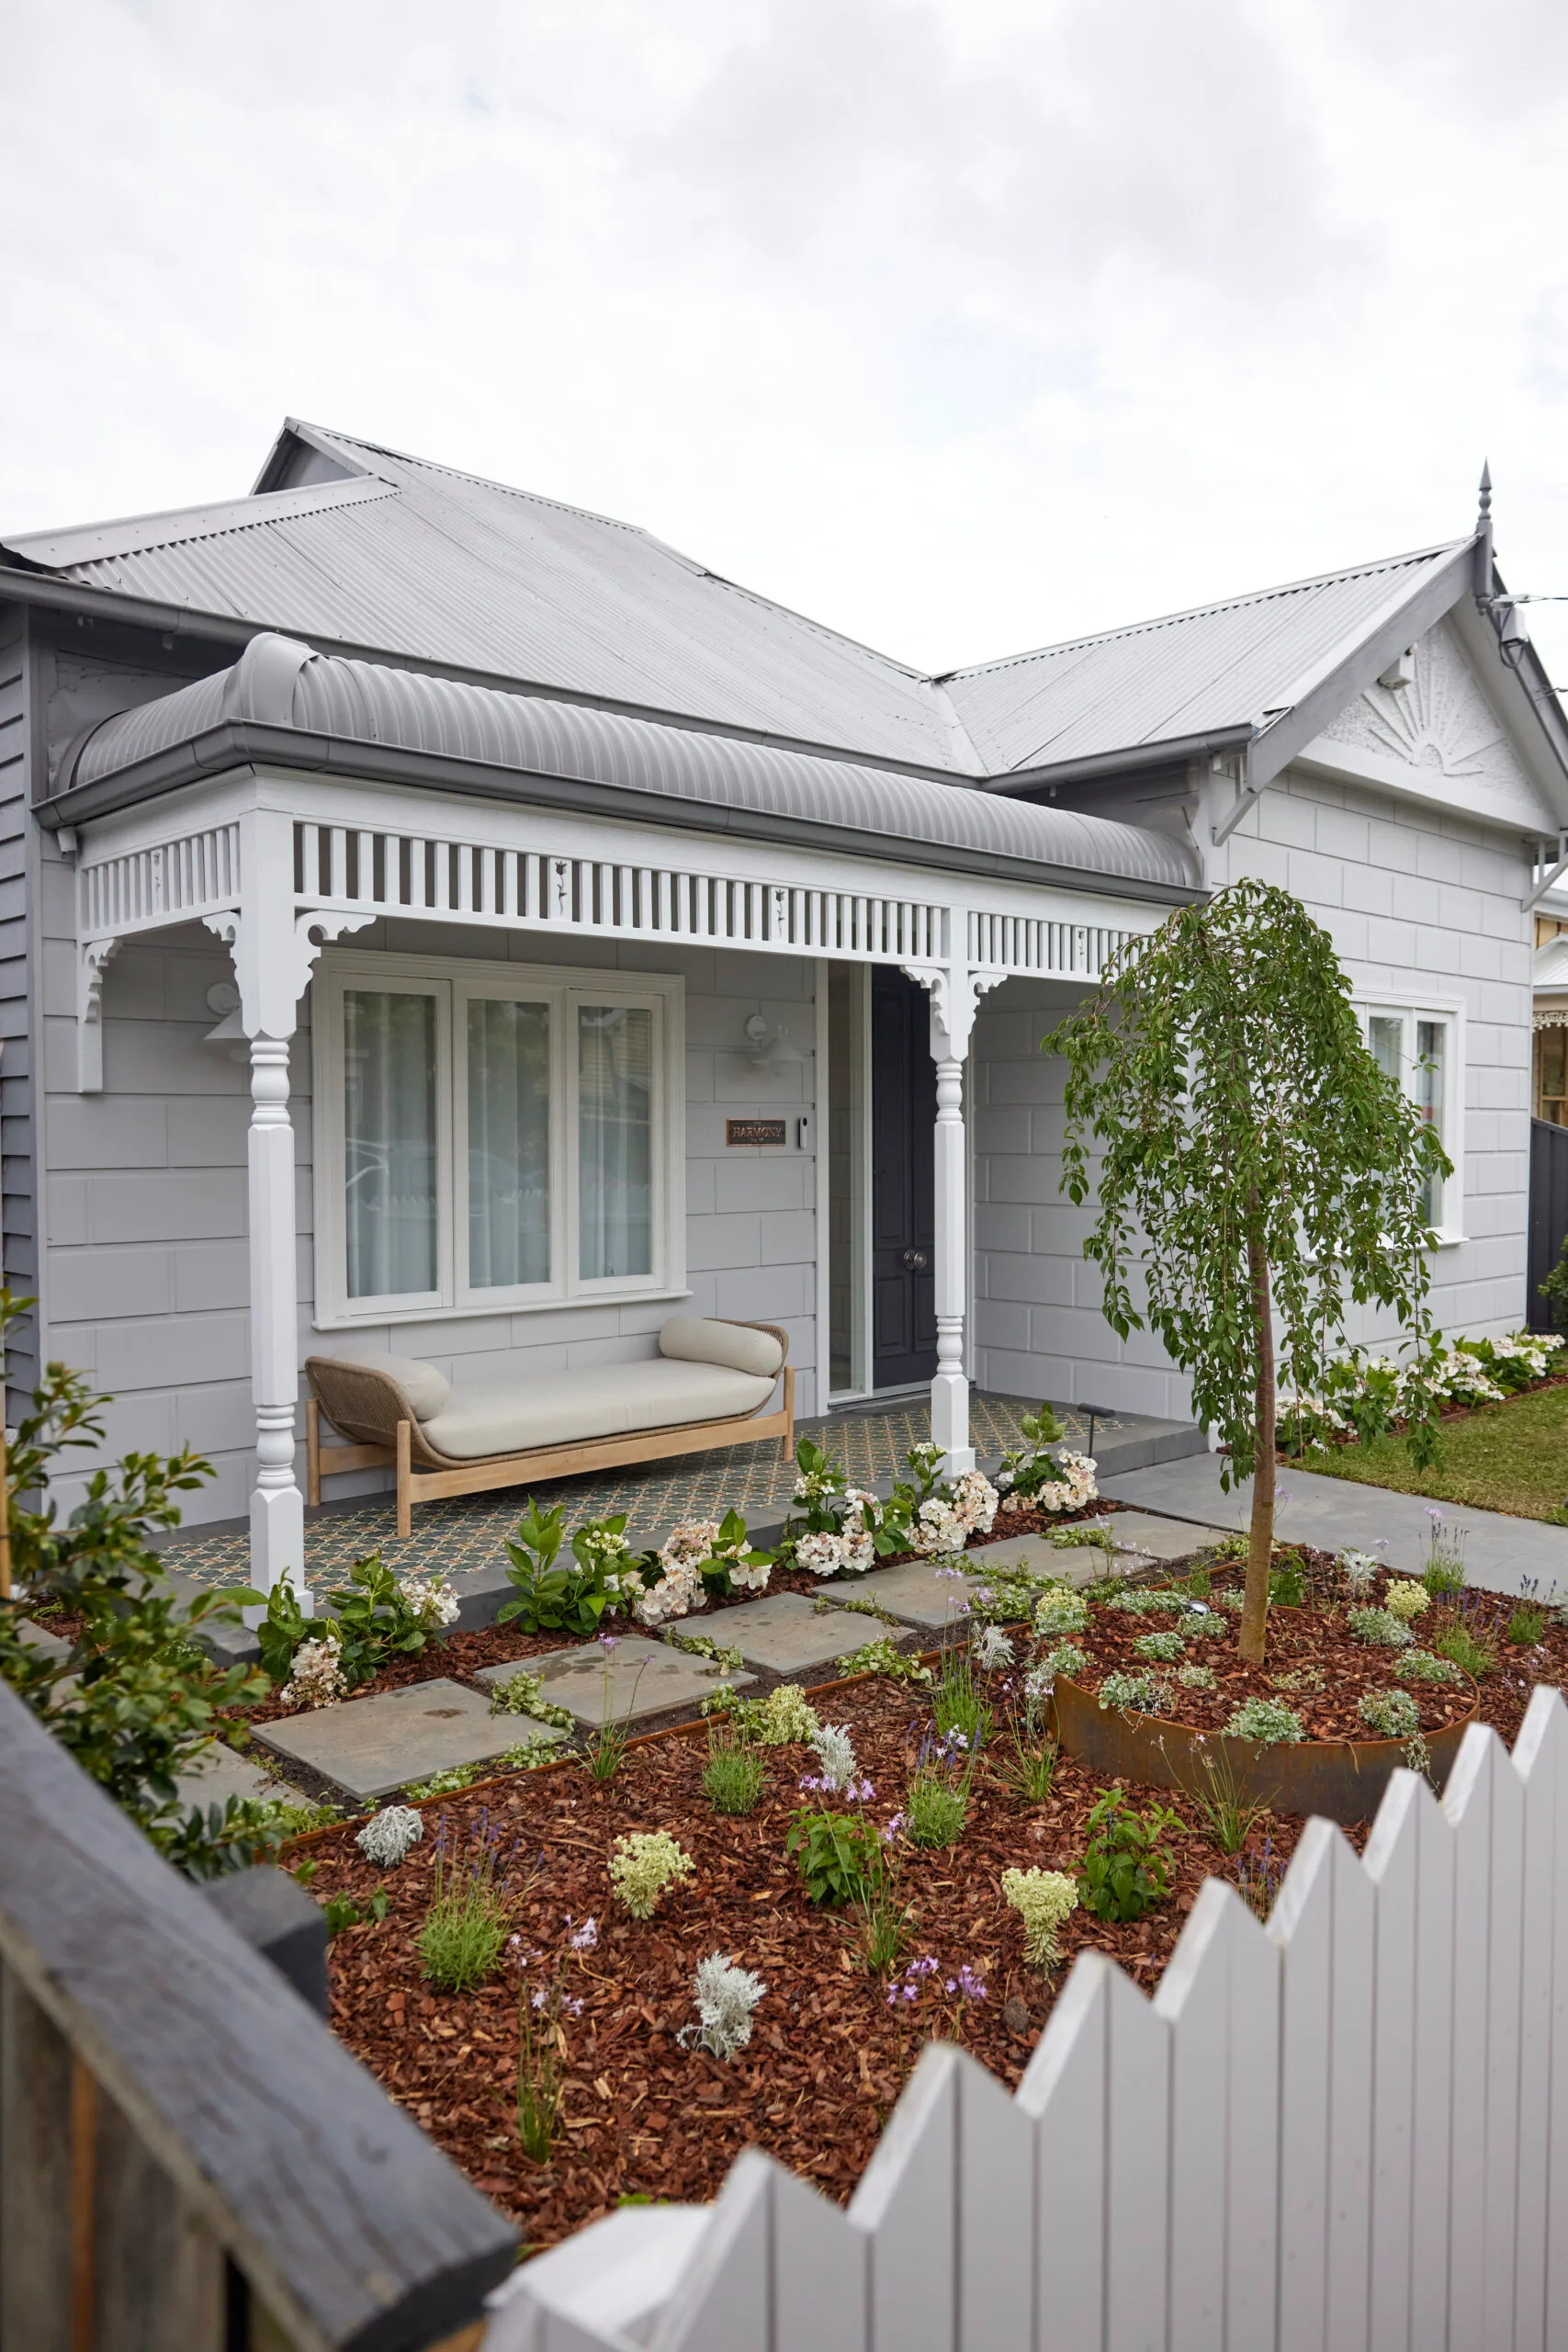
[54,633,1202,901]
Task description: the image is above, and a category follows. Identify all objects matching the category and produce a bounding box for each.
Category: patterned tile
[165,1394,1140,1590]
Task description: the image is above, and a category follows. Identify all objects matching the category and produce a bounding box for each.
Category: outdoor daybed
[305,1317,794,1536]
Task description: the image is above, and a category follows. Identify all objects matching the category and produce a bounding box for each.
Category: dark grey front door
[870,967,937,1388]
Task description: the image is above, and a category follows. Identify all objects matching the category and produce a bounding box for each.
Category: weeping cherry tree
[1044,878,1450,1664]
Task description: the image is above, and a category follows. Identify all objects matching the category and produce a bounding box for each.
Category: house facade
[2,424,1564,1598]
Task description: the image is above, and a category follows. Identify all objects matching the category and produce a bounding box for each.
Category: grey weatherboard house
[1,423,1564,1600]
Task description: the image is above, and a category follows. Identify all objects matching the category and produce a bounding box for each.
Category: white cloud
[3,0,1567,688]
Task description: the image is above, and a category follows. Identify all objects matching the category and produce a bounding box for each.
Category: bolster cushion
[659,1316,785,1381]
[315,1351,451,1423]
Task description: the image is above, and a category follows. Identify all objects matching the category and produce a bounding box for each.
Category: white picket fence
[483,1685,1568,2352]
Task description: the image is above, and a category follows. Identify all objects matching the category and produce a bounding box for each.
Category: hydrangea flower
[280,1630,348,1710]
[396,1574,461,1632]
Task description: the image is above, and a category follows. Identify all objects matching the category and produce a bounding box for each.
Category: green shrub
[417,1826,514,1990]
[1224,1697,1306,1746]
[609,1831,694,1919]
[498,1499,640,1638]
[1269,1551,1308,1607]
[1348,1606,1415,1650]
[1507,1603,1547,1646]
[1134,1629,1186,1664]
[786,1809,882,1905]
[1177,1662,1217,1690]
[0,1309,282,1877]
[1436,1623,1493,1679]
[1097,1668,1170,1716]
[932,1644,991,1751]
[703,1724,767,1816]
[1359,1688,1421,1740]
[1397,1647,1461,1686]
[1077,1789,1180,1923]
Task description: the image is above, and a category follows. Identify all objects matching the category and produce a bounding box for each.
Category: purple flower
[570,1916,599,1951]
[598,1631,618,1652]
[948,1964,988,2002]
[531,1987,548,2011]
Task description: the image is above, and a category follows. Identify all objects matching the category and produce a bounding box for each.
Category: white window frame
[1357,990,1465,1245]
[312,949,685,1328]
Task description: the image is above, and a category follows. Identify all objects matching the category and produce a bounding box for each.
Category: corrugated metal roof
[9,423,970,774]
[2,420,1476,786]
[62,632,1201,895]
[942,547,1467,775]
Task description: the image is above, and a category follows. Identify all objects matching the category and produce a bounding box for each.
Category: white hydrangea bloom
[911,1496,964,1558]
[355,1804,424,1866]
[396,1574,460,1631]
[679,1951,767,2062]
[280,1630,348,1710]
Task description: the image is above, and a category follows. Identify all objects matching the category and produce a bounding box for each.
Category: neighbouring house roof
[1538,934,1568,1024]
[51,632,1202,901]
[0,417,1515,798]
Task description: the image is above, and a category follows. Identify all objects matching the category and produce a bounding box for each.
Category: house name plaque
[726,1118,787,1148]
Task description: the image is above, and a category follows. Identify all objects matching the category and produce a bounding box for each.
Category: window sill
[311,1286,694,1333]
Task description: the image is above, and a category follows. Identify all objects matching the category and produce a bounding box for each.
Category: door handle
[901,1247,929,1272]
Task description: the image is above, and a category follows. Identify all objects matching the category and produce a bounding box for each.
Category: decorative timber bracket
[899,961,1009,1060]
[200,908,376,1038]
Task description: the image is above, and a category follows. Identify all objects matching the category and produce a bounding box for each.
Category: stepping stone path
[254,1678,564,1803]
[964,1512,1229,1588]
[706,1590,880,1679]
[479,1635,754,1728]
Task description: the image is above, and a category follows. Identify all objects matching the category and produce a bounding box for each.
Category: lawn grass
[1297,1383,1568,1523]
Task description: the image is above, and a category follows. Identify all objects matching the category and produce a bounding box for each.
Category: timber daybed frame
[304,1321,795,1537]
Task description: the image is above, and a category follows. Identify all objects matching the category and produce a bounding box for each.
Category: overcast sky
[5,0,1568,684]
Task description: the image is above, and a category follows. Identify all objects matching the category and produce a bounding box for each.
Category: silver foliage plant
[355,1804,424,1866]
[808,1722,859,1794]
[679,1951,768,2062]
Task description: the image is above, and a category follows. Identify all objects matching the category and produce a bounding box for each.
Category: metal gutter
[976,727,1257,795]
[37,720,1206,907]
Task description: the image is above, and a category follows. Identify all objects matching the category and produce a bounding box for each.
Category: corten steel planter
[1050,1671,1479,1826]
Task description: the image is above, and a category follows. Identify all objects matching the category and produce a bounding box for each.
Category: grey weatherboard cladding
[56,635,1202,899]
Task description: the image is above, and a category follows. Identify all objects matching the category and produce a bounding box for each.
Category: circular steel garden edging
[1049,1671,1479,1826]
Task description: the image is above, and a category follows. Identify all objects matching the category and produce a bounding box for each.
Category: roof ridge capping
[2,476,394,572]
[942,538,1471,683]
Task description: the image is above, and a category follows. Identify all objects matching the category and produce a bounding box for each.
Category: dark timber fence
[1528,1115,1568,1332]
[0,1680,517,2351]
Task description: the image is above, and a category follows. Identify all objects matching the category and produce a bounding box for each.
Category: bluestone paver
[479,1634,754,1727]
[1100,1454,1568,1600]
[707,1589,883,1677]
[821,1557,986,1630]
[254,1677,563,1801]
[175,1739,292,1814]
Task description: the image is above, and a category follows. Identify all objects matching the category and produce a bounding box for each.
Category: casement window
[1359,1000,1463,1241]
[312,953,684,1325]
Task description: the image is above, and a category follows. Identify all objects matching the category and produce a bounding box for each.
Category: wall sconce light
[743,1012,810,1069]
[204,980,249,1062]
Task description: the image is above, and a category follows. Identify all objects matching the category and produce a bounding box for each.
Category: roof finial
[1474,459,1495,601]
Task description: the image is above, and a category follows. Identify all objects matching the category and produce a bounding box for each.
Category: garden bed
[299,1664,1321,2252]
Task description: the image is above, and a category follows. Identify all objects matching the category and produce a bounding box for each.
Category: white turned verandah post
[202,810,373,1608]
[902,955,1003,1478]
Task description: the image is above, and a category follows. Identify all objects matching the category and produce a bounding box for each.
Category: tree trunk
[1239,1223,1275,1664]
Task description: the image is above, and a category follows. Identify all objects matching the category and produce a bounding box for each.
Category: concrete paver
[254,1677,564,1801]
[1100,1454,1568,1600]
[479,1634,754,1728]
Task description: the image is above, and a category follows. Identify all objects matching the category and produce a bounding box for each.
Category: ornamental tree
[1043,879,1450,1664]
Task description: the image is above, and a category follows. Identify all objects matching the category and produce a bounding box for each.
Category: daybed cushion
[658,1317,784,1381]
[419,1358,775,1461]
